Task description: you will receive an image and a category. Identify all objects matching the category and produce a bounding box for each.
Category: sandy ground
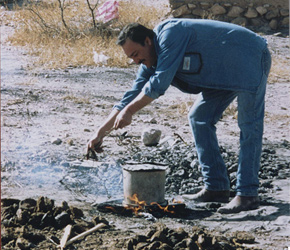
[1,15,290,250]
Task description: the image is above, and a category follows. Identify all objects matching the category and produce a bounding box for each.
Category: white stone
[269,19,278,30]
[192,8,207,17]
[142,128,162,146]
[231,17,247,26]
[187,3,196,9]
[256,6,267,16]
[280,9,289,17]
[172,4,191,17]
[244,7,258,18]
[200,2,210,9]
[281,17,289,26]
[210,4,226,15]
[227,6,244,18]
[265,9,279,20]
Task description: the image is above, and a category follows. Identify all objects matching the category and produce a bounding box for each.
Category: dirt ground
[1,14,290,250]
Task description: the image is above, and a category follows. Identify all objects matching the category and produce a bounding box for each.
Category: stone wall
[169,0,289,30]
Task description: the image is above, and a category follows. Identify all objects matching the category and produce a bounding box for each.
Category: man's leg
[183,89,237,202]
[218,48,271,213]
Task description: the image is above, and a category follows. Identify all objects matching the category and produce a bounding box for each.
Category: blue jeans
[188,48,271,196]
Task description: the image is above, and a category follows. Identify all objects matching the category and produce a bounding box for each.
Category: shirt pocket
[178,52,203,74]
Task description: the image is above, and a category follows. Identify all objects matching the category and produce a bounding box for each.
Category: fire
[125,194,176,215]
[104,206,117,213]
[125,193,147,215]
[150,202,175,214]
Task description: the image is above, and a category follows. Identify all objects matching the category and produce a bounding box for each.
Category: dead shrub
[3,0,169,69]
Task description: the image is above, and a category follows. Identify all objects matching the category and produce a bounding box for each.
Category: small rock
[159,243,173,250]
[265,9,279,20]
[231,17,247,26]
[233,231,255,244]
[256,6,267,15]
[244,7,258,18]
[269,19,278,30]
[36,196,54,213]
[142,128,162,146]
[19,198,37,211]
[70,206,84,219]
[149,118,158,124]
[54,211,71,229]
[16,209,30,225]
[227,6,244,17]
[150,230,167,243]
[210,3,226,15]
[51,138,62,145]
[172,5,191,18]
[16,237,31,250]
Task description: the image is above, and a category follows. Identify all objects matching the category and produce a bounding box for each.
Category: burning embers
[96,164,185,218]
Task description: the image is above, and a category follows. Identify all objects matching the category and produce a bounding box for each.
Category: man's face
[122,37,157,68]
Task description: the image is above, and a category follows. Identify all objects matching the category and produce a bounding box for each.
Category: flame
[124,194,176,215]
[105,206,117,212]
[126,193,147,215]
[172,198,183,204]
[150,202,175,214]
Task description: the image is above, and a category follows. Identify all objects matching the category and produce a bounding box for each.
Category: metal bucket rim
[122,164,168,172]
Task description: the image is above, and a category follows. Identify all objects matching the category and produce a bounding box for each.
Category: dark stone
[70,206,84,219]
[150,230,168,243]
[23,232,46,244]
[19,198,37,211]
[16,209,30,225]
[40,212,55,228]
[92,215,109,226]
[1,198,20,207]
[28,212,45,229]
[135,242,150,250]
[36,196,54,213]
[233,231,255,244]
[197,233,213,248]
[135,234,149,243]
[159,243,173,250]
[54,211,72,229]
[127,238,135,250]
[1,205,18,220]
[148,241,162,250]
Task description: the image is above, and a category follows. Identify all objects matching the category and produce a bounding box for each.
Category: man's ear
[145,36,152,46]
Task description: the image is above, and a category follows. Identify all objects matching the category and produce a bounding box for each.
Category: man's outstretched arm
[114,92,154,129]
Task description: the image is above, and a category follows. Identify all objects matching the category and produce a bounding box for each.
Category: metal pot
[122,164,167,206]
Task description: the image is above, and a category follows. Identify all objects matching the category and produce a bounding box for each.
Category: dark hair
[116,23,155,46]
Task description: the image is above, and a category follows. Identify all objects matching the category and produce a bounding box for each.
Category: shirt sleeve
[142,22,193,99]
[113,64,154,111]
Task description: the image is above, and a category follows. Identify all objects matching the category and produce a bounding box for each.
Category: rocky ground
[1,14,290,250]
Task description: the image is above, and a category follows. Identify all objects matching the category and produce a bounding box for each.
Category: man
[87,19,272,214]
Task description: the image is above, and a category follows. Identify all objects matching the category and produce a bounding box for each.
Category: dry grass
[268,56,290,84]
[62,95,91,104]
[3,0,169,69]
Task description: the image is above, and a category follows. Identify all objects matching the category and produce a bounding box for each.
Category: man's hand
[114,108,133,129]
[87,132,104,154]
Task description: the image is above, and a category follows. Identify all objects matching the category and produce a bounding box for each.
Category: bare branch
[57,0,71,34]
[86,0,100,28]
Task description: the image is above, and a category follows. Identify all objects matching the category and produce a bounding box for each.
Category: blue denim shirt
[114,19,268,111]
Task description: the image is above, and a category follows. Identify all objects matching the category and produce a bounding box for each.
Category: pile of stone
[169,0,289,30]
[1,197,109,249]
[123,131,290,197]
[126,223,257,250]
